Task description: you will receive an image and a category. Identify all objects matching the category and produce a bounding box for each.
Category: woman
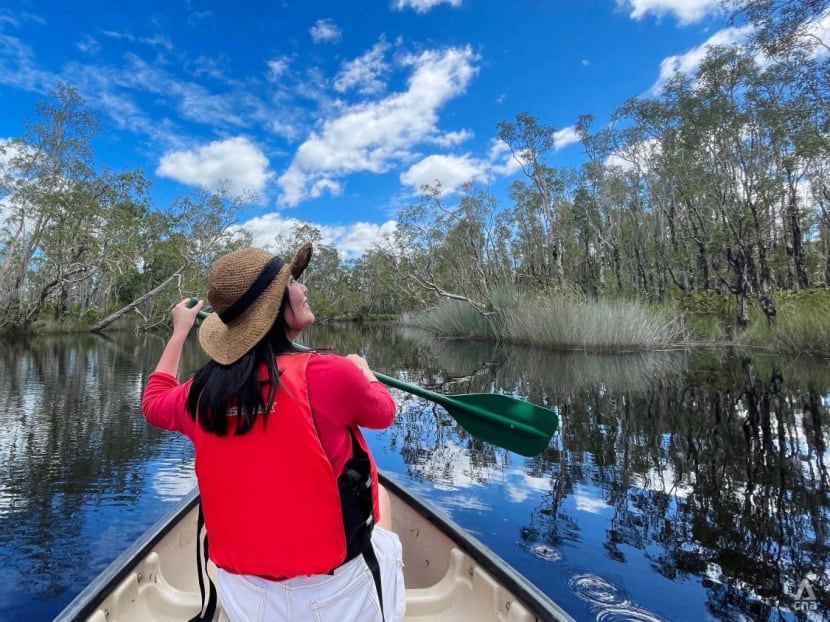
[142,243,406,622]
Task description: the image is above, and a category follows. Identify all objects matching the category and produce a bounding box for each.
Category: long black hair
[186,290,303,435]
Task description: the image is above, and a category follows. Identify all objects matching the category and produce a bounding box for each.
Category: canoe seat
[84,552,203,622]
[68,482,568,621]
[403,548,536,621]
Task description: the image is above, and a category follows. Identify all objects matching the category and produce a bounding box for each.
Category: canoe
[55,473,574,622]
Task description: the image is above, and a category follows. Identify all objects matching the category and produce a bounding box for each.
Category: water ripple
[531,544,562,561]
[568,573,629,607]
[595,606,669,622]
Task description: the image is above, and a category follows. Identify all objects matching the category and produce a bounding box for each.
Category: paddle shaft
[371,371,547,438]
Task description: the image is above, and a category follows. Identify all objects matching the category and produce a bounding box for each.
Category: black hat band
[218,256,284,324]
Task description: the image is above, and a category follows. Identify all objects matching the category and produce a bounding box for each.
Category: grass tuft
[404,292,688,352]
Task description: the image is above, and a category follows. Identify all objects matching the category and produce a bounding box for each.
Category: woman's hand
[172,298,204,337]
[346,353,376,382]
[153,298,204,377]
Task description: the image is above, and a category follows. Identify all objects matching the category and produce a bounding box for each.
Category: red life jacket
[193,352,380,578]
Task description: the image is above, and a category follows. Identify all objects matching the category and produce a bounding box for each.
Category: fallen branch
[90,268,185,332]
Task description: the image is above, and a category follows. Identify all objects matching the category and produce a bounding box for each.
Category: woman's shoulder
[308,350,348,368]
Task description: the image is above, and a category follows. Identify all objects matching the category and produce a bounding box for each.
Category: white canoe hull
[56,473,573,622]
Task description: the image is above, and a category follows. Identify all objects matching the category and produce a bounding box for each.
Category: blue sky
[1,0,752,257]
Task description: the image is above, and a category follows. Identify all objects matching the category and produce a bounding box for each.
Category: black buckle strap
[189,502,217,622]
[362,537,385,622]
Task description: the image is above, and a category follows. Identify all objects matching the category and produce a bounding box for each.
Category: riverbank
[5,289,829,360]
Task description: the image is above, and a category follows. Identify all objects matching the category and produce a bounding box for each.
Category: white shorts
[218,526,406,622]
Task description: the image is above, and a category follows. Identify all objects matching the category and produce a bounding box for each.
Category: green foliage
[675,291,737,340]
[675,291,736,317]
[82,306,100,323]
[741,289,830,357]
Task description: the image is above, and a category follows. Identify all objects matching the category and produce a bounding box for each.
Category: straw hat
[198,243,313,365]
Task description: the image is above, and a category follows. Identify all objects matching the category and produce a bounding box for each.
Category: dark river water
[0,323,828,621]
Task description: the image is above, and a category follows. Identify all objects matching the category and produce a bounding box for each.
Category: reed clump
[405,293,688,352]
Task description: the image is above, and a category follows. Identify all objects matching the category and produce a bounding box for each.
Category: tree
[351,247,415,316]
[396,182,511,313]
[728,0,830,56]
[0,84,101,327]
[498,113,568,288]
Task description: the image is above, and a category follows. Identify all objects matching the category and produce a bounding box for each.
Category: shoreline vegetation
[7,287,828,360]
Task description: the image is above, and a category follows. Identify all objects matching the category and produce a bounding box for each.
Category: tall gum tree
[498,114,567,288]
[0,84,101,327]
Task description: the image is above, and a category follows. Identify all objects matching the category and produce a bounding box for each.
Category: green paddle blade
[446,393,559,457]
[374,372,558,457]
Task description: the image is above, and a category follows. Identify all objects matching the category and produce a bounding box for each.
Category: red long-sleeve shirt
[142,352,396,475]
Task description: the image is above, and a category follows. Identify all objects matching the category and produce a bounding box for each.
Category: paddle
[188,301,558,456]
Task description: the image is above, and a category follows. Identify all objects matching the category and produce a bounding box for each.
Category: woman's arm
[140,298,204,439]
[308,353,396,429]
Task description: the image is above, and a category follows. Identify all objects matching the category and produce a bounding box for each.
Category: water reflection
[309,326,829,620]
[0,325,827,621]
[0,332,204,618]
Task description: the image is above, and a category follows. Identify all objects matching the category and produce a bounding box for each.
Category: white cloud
[649,9,828,96]
[553,125,581,150]
[234,213,303,249]
[156,136,271,198]
[392,0,463,14]
[237,212,397,258]
[75,34,101,55]
[266,56,291,81]
[309,177,342,199]
[0,138,36,230]
[504,467,554,503]
[336,220,399,257]
[269,119,300,140]
[66,54,270,134]
[99,29,173,51]
[650,25,753,93]
[429,129,473,148]
[574,485,610,514]
[334,39,390,95]
[0,141,13,226]
[400,153,488,194]
[310,18,342,44]
[277,45,479,206]
[0,28,56,93]
[803,7,830,56]
[400,134,532,195]
[488,139,522,177]
[618,0,723,25]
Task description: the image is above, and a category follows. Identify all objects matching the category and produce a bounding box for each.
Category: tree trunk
[90,268,185,332]
[554,238,564,286]
[598,251,606,293]
[55,245,87,323]
[726,247,750,331]
[0,216,24,296]
[786,180,809,290]
[825,232,830,287]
